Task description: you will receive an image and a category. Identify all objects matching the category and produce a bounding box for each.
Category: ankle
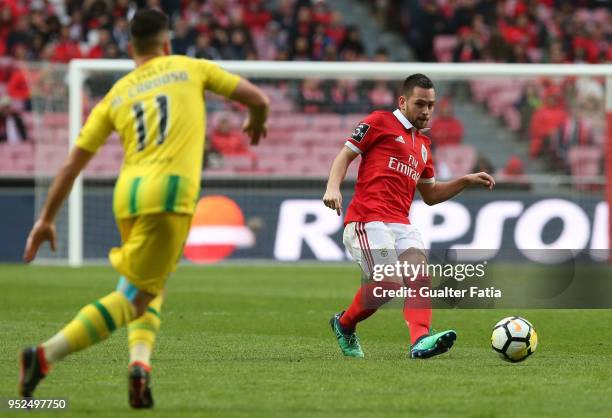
[129,361,151,372]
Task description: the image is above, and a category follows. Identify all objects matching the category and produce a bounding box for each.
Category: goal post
[63,60,612,266]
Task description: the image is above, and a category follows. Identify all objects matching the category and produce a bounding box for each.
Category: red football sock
[403,275,432,345]
[37,345,50,375]
[339,281,402,332]
[129,361,151,372]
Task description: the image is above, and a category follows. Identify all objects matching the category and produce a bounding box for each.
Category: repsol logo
[273,199,608,262]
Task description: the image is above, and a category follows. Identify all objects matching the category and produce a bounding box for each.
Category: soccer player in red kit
[323,74,495,358]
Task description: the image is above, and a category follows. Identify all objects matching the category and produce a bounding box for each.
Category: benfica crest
[421,143,428,163]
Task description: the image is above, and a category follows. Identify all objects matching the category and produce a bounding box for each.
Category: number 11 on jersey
[132,94,169,151]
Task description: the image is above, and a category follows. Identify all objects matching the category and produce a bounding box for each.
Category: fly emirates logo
[388,155,420,181]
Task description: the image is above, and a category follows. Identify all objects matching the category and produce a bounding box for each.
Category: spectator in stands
[298,78,327,113]
[312,0,332,25]
[450,0,480,32]
[227,28,251,60]
[272,0,295,34]
[470,13,490,46]
[112,16,130,52]
[373,46,390,62]
[501,155,525,177]
[103,42,119,59]
[188,32,221,59]
[0,6,13,56]
[0,96,27,143]
[472,154,495,174]
[86,29,113,59]
[52,25,82,63]
[498,155,530,189]
[290,36,311,60]
[365,47,396,108]
[228,8,254,44]
[452,26,483,62]
[508,42,531,63]
[203,134,224,171]
[182,0,204,27]
[4,63,30,111]
[326,11,346,46]
[289,6,314,52]
[339,26,365,58]
[171,19,194,55]
[549,115,595,170]
[546,40,569,64]
[367,80,394,109]
[6,15,31,55]
[329,79,362,114]
[322,43,338,61]
[256,21,286,60]
[429,98,464,147]
[311,23,331,60]
[515,82,542,135]
[529,87,568,158]
[407,1,450,62]
[211,25,232,58]
[243,0,272,32]
[210,114,255,161]
[576,89,605,146]
[0,0,365,68]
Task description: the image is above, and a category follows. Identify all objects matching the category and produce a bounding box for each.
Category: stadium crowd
[0,0,608,181]
[368,0,609,178]
[0,0,368,63]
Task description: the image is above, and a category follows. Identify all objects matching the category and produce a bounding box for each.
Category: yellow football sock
[128,294,163,367]
[59,291,134,353]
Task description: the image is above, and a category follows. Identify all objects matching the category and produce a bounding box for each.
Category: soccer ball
[491,316,538,363]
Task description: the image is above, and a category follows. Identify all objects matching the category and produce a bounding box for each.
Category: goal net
[23,60,611,265]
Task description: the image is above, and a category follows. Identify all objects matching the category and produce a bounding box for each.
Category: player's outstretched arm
[417,172,495,206]
[23,146,94,263]
[323,146,359,216]
[230,78,270,145]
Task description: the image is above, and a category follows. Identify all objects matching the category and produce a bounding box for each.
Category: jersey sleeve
[74,96,114,154]
[197,59,241,98]
[419,142,435,183]
[344,114,381,154]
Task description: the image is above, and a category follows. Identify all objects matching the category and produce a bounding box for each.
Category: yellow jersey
[75,55,240,219]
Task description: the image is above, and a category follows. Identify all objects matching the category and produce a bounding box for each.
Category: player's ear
[163,37,171,55]
[398,95,406,112]
[127,42,133,58]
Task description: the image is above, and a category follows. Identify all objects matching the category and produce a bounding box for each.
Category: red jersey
[344,109,435,225]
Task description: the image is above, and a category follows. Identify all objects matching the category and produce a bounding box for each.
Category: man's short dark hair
[130,9,169,54]
[401,73,434,96]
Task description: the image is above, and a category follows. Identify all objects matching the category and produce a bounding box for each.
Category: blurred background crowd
[0,0,609,187]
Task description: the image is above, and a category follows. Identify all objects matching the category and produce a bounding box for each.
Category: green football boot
[329,312,364,358]
[410,330,457,359]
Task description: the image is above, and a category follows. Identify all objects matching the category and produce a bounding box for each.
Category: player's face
[400,87,436,130]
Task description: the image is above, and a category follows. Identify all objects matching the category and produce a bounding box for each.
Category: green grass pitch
[1,264,612,418]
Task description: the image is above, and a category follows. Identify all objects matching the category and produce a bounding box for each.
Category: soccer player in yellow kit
[20,9,269,408]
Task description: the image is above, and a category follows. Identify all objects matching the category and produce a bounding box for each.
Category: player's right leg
[330,222,402,357]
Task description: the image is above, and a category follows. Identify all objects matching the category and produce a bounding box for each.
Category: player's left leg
[391,224,456,359]
[126,291,164,409]
[127,292,163,370]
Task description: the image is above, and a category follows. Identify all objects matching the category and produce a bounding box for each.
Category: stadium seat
[567,146,602,190]
[433,35,458,62]
[434,145,477,177]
